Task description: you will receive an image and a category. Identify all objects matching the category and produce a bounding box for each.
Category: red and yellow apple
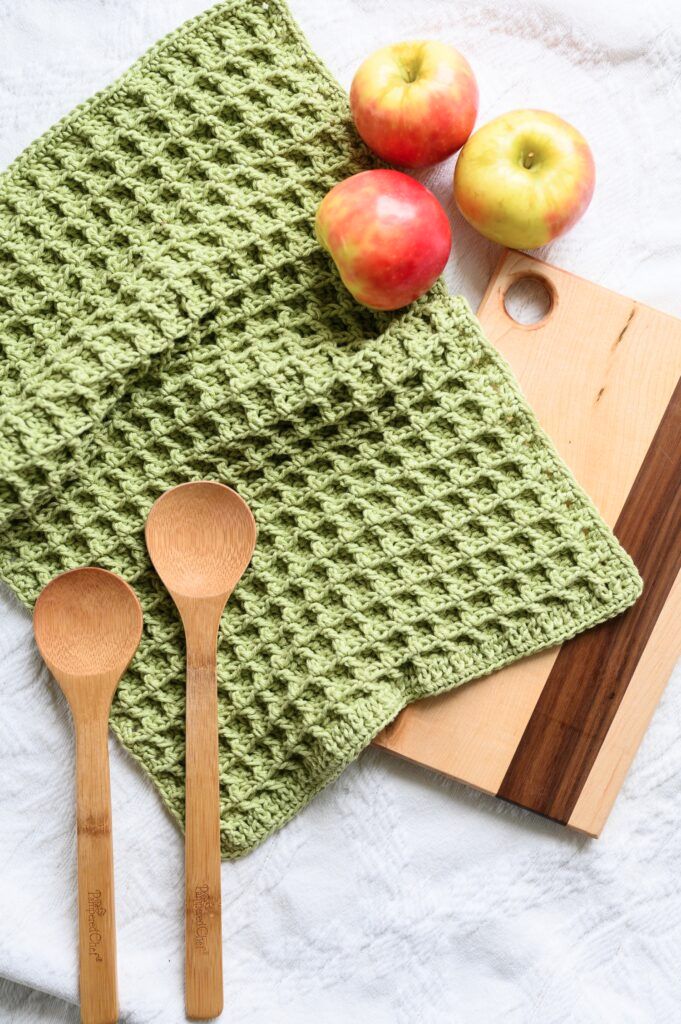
[350,41,478,168]
[454,109,595,249]
[315,169,451,310]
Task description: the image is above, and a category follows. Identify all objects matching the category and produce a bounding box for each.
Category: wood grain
[33,567,143,1024]
[569,570,681,835]
[498,376,681,821]
[184,609,225,1022]
[74,715,118,1024]
[374,251,681,835]
[146,481,256,1020]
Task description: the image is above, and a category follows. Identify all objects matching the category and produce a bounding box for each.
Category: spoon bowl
[34,566,143,687]
[145,481,256,602]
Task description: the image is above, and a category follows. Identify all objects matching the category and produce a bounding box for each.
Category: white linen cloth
[0,1,680,1020]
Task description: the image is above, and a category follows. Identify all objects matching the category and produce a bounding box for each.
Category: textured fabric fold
[0,0,366,521]
[0,0,642,857]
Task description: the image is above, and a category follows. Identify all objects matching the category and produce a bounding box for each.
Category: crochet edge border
[1,0,353,183]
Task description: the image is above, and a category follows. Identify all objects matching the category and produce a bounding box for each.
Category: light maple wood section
[145,481,256,1020]
[374,250,681,833]
[33,567,143,1024]
[378,647,560,796]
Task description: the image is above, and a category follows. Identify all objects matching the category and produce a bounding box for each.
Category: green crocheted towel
[0,0,641,858]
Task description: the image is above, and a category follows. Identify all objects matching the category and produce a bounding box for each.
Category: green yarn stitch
[0,0,641,857]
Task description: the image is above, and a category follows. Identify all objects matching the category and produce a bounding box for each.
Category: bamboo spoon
[145,481,256,1020]
[33,567,143,1024]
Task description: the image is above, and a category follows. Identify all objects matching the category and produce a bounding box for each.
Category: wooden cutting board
[374,250,681,837]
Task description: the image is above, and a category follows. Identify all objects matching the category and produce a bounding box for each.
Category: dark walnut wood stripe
[498,374,681,824]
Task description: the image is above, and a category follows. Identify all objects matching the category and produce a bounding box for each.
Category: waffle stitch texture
[0,0,642,857]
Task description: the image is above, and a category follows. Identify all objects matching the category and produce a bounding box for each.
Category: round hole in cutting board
[503,275,553,326]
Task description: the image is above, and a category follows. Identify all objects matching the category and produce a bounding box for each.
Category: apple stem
[523,151,535,169]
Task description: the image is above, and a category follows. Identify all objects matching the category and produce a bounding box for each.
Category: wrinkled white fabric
[0,1,680,1021]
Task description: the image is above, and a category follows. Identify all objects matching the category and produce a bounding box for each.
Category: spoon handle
[185,622,223,1020]
[74,714,118,1024]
